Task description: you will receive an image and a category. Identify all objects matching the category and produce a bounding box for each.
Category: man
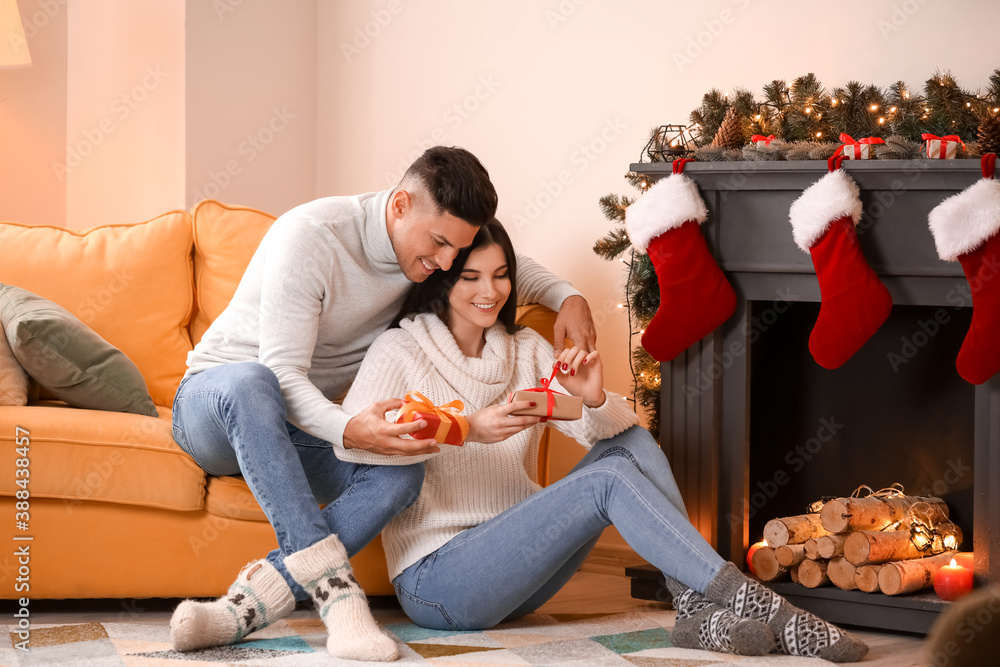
[168,147,596,661]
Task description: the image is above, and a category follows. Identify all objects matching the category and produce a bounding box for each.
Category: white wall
[65,0,185,228]
[185,0,317,217]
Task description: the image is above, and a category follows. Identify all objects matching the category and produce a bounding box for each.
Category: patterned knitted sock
[284,534,397,662]
[665,578,774,656]
[705,562,869,662]
[170,560,294,652]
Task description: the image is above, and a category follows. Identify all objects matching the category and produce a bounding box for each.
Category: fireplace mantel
[625,159,1000,632]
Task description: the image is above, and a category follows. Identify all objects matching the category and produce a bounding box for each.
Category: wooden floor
[10,570,930,665]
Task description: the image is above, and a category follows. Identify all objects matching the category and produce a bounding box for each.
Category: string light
[878,117,885,124]
[890,106,897,112]
[831,99,838,106]
[815,131,822,137]
[903,92,910,99]
[870,104,879,111]
[805,107,812,114]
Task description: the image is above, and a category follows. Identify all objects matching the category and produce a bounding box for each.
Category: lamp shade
[0,0,31,68]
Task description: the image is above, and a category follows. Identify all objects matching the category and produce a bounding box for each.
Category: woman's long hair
[391,218,519,334]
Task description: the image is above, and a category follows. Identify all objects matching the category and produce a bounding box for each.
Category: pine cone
[977,114,1000,155]
[710,108,747,149]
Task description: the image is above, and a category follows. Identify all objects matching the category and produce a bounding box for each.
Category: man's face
[388,191,480,282]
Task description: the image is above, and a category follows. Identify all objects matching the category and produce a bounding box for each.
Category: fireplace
[624,159,1000,633]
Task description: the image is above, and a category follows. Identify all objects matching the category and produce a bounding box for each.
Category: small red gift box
[922,133,963,159]
[395,392,469,446]
[507,366,583,421]
[751,134,775,147]
[834,133,884,160]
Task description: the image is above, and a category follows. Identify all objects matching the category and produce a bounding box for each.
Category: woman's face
[447,243,511,333]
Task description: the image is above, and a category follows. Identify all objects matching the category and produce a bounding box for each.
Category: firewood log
[751,546,787,582]
[844,523,963,566]
[817,534,848,559]
[789,563,800,584]
[775,544,807,568]
[854,564,884,593]
[827,556,858,591]
[821,495,949,533]
[764,514,831,547]
[804,538,821,560]
[878,551,958,595]
[798,559,830,588]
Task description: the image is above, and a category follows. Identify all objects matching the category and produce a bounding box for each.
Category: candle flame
[950,558,957,568]
[762,540,768,547]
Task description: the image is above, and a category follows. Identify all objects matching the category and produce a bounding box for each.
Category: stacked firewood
[752,490,963,596]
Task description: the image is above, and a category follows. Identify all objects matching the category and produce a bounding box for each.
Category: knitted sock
[665,578,774,656]
[284,534,397,662]
[170,560,294,652]
[705,563,868,662]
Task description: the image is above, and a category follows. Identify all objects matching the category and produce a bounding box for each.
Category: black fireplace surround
[624,159,999,634]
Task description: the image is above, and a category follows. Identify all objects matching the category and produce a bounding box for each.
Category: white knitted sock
[170,560,294,652]
[284,534,398,662]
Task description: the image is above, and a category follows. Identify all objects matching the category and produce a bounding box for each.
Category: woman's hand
[466,401,543,444]
[554,347,606,408]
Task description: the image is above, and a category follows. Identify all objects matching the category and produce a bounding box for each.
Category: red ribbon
[751,134,775,146]
[521,365,564,422]
[834,133,885,159]
[921,134,965,159]
[983,153,997,180]
[672,158,694,174]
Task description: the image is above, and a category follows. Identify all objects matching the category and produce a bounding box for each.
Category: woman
[337,219,868,662]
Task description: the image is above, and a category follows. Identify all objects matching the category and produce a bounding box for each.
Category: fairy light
[890,106,897,112]
[903,92,910,99]
[870,104,879,111]
[617,303,624,309]
[805,107,812,114]
[831,99,838,106]
[815,131,823,137]
[878,117,885,124]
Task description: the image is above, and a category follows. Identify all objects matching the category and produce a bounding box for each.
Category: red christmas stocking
[789,158,892,369]
[929,153,1000,384]
[625,160,736,362]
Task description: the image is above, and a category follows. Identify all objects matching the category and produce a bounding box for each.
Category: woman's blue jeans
[171,362,425,601]
[392,425,727,630]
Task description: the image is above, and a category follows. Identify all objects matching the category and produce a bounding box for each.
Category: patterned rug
[1,607,836,666]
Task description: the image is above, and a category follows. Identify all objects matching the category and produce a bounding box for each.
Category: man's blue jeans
[392,425,727,630]
[171,362,424,601]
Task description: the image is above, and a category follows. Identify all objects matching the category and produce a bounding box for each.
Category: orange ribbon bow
[834,133,885,159]
[751,134,775,146]
[396,391,470,445]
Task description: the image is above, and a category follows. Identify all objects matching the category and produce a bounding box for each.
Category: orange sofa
[0,201,554,600]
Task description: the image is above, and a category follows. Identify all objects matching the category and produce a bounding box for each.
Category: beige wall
[65,0,185,228]
[0,0,67,226]
[185,0,317,217]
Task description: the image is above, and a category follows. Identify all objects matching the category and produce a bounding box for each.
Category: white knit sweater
[337,313,639,580]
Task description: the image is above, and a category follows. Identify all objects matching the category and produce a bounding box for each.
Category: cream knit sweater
[337,313,639,581]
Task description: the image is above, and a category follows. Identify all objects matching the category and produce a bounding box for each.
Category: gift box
[507,366,583,421]
[751,134,775,147]
[834,133,884,160]
[922,133,963,159]
[395,392,469,446]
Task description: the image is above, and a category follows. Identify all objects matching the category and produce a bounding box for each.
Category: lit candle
[953,552,974,572]
[933,558,974,601]
[747,540,767,576]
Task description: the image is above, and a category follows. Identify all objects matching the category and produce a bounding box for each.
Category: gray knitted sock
[284,534,397,662]
[170,560,294,652]
[665,578,774,656]
[705,562,869,662]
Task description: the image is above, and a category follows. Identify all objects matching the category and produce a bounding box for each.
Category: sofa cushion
[0,402,206,511]
[190,200,276,345]
[0,285,158,416]
[0,319,28,406]
[0,213,195,407]
[205,475,268,522]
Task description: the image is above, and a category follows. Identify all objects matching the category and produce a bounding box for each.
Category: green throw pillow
[0,284,158,417]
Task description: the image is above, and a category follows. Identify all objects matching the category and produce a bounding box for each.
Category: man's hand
[343,398,441,456]
[553,295,597,355]
[466,401,543,444]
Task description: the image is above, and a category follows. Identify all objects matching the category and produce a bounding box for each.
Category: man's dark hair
[400,146,498,226]
[392,218,519,335]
